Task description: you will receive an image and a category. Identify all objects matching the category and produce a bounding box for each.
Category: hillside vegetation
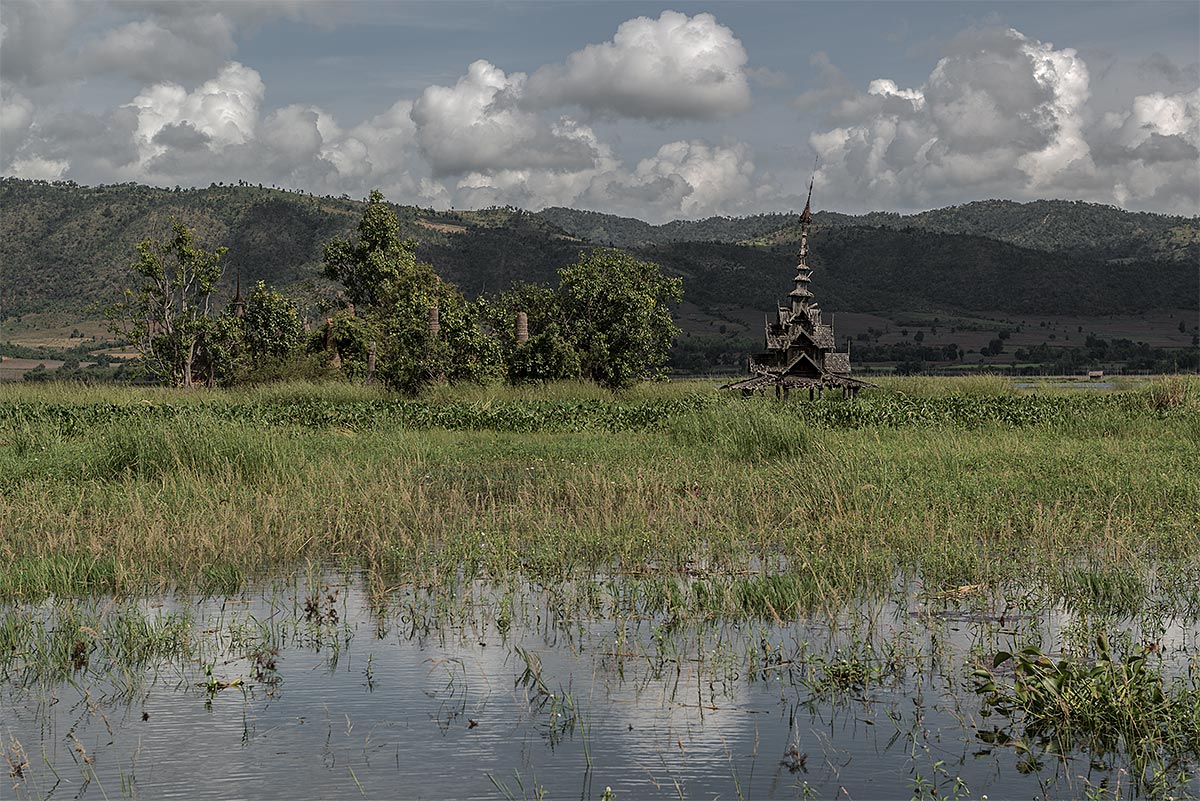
[541,199,1199,262]
[2,178,1196,324]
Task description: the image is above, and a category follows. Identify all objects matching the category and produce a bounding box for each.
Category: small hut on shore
[723,181,873,400]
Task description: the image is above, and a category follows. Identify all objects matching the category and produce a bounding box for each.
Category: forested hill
[537,200,1199,262]
[1,177,1196,321]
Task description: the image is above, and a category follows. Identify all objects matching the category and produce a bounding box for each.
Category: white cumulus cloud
[9,155,70,180]
[0,85,35,150]
[1094,88,1200,208]
[806,26,1199,214]
[527,10,751,120]
[128,61,265,167]
[626,140,760,217]
[411,60,602,178]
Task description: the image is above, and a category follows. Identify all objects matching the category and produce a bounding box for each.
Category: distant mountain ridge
[538,200,1199,262]
[1,178,1196,323]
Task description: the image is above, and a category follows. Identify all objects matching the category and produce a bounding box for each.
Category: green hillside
[1,178,1196,326]
[849,199,1199,261]
[538,200,1199,263]
[535,206,799,248]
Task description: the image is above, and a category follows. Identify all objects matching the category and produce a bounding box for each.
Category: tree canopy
[321,190,501,391]
[485,249,682,389]
[108,217,229,387]
[242,280,304,361]
[557,249,682,389]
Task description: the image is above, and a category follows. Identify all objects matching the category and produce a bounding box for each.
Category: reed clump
[0,601,194,682]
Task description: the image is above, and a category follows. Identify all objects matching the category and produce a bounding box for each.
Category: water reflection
[1,576,1197,800]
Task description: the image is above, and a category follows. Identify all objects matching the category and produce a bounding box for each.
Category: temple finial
[799,175,814,225]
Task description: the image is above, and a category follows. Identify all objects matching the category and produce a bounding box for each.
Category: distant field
[0,357,68,382]
[686,306,1198,350]
[0,313,112,349]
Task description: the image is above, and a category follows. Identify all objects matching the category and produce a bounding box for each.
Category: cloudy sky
[1,1,1197,222]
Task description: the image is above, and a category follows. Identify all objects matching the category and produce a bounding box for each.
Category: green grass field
[1,376,1196,614]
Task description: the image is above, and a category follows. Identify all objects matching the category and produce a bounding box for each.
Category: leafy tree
[108,217,227,386]
[242,281,303,360]
[322,190,417,309]
[556,249,682,390]
[481,251,681,388]
[480,282,581,384]
[505,331,583,384]
[192,312,243,387]
[321,190,501,391]
[306,311,377,380]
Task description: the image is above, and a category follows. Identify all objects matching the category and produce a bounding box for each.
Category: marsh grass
[0,376,1195,611]
[1142,375,1194,411]
[872,373,1014,397]
[93,419,297,481]
[1052,566,1148,616]
[0,601,194,684]
[666,401,811,462]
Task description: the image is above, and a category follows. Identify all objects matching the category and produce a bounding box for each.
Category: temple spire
[799,175,814,225]
[720,165,871,397]
[790,176,816,315]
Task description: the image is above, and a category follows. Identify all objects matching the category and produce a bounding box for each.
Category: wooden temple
[723,180,873,400]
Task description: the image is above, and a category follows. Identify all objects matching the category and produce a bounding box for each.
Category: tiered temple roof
[724,180,872,397]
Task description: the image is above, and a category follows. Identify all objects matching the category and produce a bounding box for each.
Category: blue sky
[2,1,1197,221]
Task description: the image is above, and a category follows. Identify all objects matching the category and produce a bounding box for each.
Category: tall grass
[667,401,810,462]
[0,377,1195,606]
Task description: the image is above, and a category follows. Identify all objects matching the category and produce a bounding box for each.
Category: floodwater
[2,577,1197,800]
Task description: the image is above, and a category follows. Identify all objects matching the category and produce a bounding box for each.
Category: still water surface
[2,576,1196,800]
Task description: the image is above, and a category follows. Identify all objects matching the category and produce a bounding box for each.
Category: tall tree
[321,190,501,391]
[322,190,416,309]
[109,218,227,387]
[556,249,682,390]
[480,282,581,384]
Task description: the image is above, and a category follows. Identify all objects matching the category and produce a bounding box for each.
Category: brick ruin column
[427,305,440,339]
[516,311,529,345]
[325,317,342,370]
